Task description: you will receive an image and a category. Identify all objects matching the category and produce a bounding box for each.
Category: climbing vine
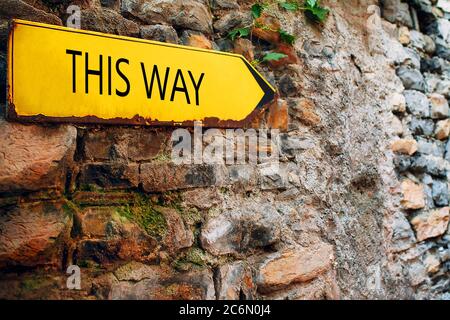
[228,0,329,64]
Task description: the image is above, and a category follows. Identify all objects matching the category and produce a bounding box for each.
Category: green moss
[185,247,209,266]
[173,247,215,271]
[79,184,104,193]
[20,278,45,291]
[153,151,171,163]
[180,208,203,226]
[163,283,179,296]
[62,200,78,218]
[116,195,167,239]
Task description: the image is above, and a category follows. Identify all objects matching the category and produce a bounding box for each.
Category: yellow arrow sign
[7,19,276,127]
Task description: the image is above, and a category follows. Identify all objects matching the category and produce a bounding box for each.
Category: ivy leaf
[228,27,250,41]
[251,3,264,19]
[304,0,329,22]
[262,52,288,62]
[279,1,299,11]
[279,29,295,45]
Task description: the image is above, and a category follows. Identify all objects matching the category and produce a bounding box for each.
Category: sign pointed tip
[240,57,276,109]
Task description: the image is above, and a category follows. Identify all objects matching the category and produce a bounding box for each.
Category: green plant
[278,29,295,44]
[228,27,251,41]
[251,59,260,67]
[251,3,265,19]
[262,52,288,62]
[303,0,329,22]
[279,1,299,11]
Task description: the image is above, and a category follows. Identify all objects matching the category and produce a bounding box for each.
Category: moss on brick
[116,194,167,239]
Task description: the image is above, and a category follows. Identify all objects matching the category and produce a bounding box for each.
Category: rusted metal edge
[6,101,273,129]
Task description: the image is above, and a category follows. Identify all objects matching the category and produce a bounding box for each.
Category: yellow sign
[7,19,276,127]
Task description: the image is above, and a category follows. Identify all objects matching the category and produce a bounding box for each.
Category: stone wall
[0,0,448,299]
[382,0,450,299]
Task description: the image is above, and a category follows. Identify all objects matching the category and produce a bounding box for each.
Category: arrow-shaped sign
[7,19,276,127]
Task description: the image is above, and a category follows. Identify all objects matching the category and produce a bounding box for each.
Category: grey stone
[442,59,450,78]
[121,0,213,34]
[408,117,435,136]
[404,90,430,117]
[407,260,427,287]
[416,137,445,157]
[409,30,426,51]
[227,164,257,188]
[432,179,449,206]
[438,247,450,262]
[403,47,421,70]
[435,37,450,61]
[423,35,436,54]
[437,0,450,14]
[210,0,240,9]
[279,75,299,97]
[200,204,281,256]
[424,73,441,93]
[213,11,252,34]
[436,18,450,43]
[423,174,435,208]
[280,135,314,157]
[411,154,447,177]
[435,79,450,98]
[215,38,234,52]
[394,155,412,172]
[81,8,140,37]
[421,57,442,74]
[391,212,416,252]
[171,2,213,34]
[140,24,178,44]
[259,163,288,190]
[445,140,450,161]
[410,0,433,13]
[382,0,414,28]
[397,67,426,92]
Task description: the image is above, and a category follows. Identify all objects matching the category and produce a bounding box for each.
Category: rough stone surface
[0,0,62,25]
[397,67,426,92]
[404,90,430,117]
[200,204,281,256]
[121,0,213,34]
[391,139,418,155]
[140,163,224,192]
[215,261,255,300]
[213,11,252,34]
[140,24,179,43]
[429,93,449,119]
[435,119,450,140]
[0,121,77,193]
[411,207,450,241]
[106,263,215,299]
[81,8,140,37]
[0,201,72,268]
[159,207,194,254]
[256,242,334,293]
[401,179,426,210]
